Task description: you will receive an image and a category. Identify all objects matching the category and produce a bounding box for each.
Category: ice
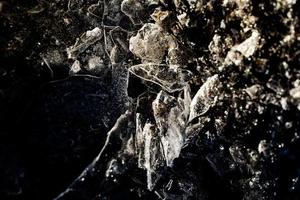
[67,27,103,59]
[88,56,105,71]
[152,90,189,166]
[129,23,177,63]
[135,116,164,190]
[189,74,221,121]
[129,63,192,92]
[86,27,101,38]
[134,87,191,190]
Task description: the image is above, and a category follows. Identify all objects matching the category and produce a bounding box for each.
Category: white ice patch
[189,74,220,121]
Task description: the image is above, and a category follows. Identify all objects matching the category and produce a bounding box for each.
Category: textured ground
[1,0,300,199]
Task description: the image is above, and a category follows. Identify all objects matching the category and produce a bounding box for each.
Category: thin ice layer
[135,87,191,190]
[129,23,177,63]
[135,114,164,190]
[152,88,190,166]
[129,63,192,92]
[189,74,221,121]
[66,27,103,59]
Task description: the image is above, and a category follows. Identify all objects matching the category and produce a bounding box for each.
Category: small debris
[67,27,103,59]
[244,84,262,100]
[87,56,105,71]
[224,30,260,66]
[69,60,81,74]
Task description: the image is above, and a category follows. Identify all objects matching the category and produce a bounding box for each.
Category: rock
[224,30,260,66]
[244,84,262,100]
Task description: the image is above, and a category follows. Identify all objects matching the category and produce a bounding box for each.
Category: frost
[135,114,164,190]
[235,30,260,57]
[289,84,300,109]
[187,0,203,13]
[189,74,221,121]
[67,27,103,59]
[88,56,105,71]
[258,140,270,156]
[129,63,192,92]
[129,23,177,63]
[5,0,300,199]
[86,27,102,38]
[152,89,190,166]
[135,87,191,190]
